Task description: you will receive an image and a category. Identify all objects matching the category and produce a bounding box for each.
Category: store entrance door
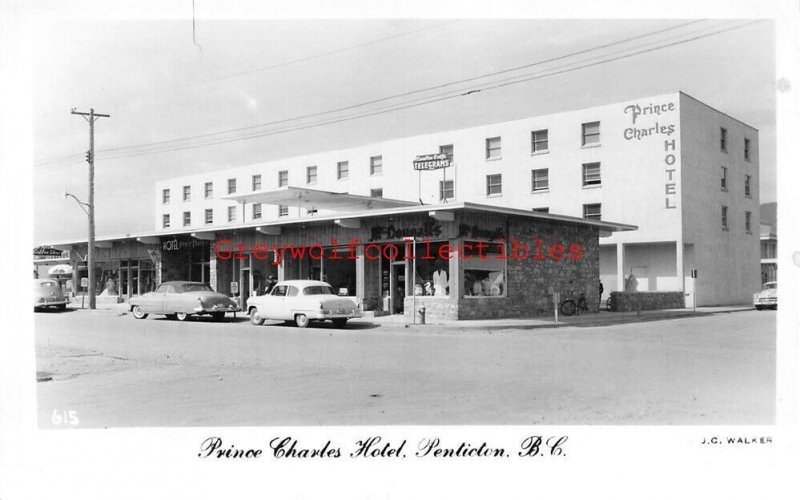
[240,268,251,309]
[391,261,405,314]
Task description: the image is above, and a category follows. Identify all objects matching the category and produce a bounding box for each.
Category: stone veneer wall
[403,296,458,321]
[608,291,684,312]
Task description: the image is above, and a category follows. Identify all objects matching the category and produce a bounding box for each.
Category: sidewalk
[357,305,754,330]
[67,299,754,329]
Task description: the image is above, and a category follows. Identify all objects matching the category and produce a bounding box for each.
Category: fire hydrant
[418,305,426,325]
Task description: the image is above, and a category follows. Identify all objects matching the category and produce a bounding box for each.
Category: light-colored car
[753,281,777,310]
[246,279,361,328]
[129,281,239,321]
[34,278,69,311]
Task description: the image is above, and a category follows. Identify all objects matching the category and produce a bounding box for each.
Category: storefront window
[411,240,450,297]
[462,240,506,297]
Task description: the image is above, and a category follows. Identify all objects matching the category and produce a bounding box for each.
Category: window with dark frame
[338,161,349,180]
[439,179,454,201]
[532,207,549,213]
[583,203,601,220]
[162,214,170,228]
[306,166,317,184]
[744,138,751,161]
[532,129,549,152]
[582,121,600,146]
[745,174,751,197]
[370,156,382,176]
[722,205,728,229]
[227,178,236,194]
[278,204,288,217]
[486,137,501,159]
[486,174,502,196]
[278,170,288,187]
[227,206,236,222]
[252,174,261,191]
[745,211,752,233]
[720,127,728,152]
[370,188,383,198]
[183,211,191,226]
[721,166,728,191]
[253,203,262,220]
[183,185,191,202]
[205,208,213,225]
[162,188,170,204]
[582,162,601,186]
[439,144,454,162]
[532,168,549,191]
[204,182,213,199]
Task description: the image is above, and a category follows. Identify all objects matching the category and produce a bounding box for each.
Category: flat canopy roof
[223,186,416,211]
[38,201,637,248]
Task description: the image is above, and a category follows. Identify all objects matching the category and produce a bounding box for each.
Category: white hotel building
[154,91,760,306]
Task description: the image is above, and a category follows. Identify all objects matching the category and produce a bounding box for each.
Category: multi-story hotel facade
[153,91,760,307]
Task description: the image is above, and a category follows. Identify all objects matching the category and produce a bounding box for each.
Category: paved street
[35,309,775,427]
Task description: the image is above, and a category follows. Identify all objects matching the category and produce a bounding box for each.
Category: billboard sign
[413,153,450,171]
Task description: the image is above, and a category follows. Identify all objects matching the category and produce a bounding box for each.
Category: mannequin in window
[433,263,449,296]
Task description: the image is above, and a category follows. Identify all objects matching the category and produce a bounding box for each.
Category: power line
[92,20,707,157]
[93,20,761,161]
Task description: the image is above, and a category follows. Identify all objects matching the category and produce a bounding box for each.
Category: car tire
[332,318,348,328]
[755,305,764,311]
[175,312,189,321]
[132,305,149,319]
[295,313,310,328]
[212,311,226,322]
[58,304,67,311]
[249,308,265,326]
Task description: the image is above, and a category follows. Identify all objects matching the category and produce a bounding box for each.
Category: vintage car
[753,281,777,310]
[129,281,239,321]
[246,279,361,328]
[34,278,69,311]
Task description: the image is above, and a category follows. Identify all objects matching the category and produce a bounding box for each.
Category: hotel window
[306,166,317,184]
[532,129,549,152]
[720,127,728,152]
[338,161,349,180]
[745,211,752,233]
[162,214,170,228]
[532,207,550,213]
[720,166,728,191]
[227,206,236,222]
[745,175,752,197]
[721,205,728,230]
[183,185,191,202]
[370,188,383,198]
[227,178,236,194]
[486,174,502,196]
[583,203,601,220]
[532,168,549,192]
[486,137,501,159]
[582,121,600,146]
[582,162,601,187]
[744,138,751,161]
[205,208,213,225]
[370,156,382,176]
[439,144,454,162]
[204,182,213,199]
[162,189,170,204]
[252,174,261,191]
[253,203,262,220]
[183,211,191,226]
[278,204,288,217]
[278,170,288,187]
[439,179,454,201]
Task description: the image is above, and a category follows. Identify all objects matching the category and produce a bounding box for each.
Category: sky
[32,16,776,242]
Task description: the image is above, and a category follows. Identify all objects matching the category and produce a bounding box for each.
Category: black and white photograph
[1,0,798,498]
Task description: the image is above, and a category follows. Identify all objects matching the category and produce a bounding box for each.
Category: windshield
[303,285,336,296]
[177,283,214,293]
[36,280,59,289]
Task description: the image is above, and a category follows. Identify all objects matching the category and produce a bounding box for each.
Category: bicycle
[560,290,588,316]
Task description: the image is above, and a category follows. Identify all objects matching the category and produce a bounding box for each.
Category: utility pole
[71,108,110,310]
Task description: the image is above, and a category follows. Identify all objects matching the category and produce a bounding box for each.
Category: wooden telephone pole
[71,108,110,310]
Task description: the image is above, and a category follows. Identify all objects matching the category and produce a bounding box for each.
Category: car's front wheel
[249,308,265,326]
[212,311,226,322]
[132,305,148,319]
[175,312,190,321]
[294,313,310,328]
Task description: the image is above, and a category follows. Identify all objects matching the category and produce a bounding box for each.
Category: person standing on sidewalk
[599,281,604,309]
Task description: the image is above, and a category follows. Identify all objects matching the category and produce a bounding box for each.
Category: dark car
[129,281,239,321]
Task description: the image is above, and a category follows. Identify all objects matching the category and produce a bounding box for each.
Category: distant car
[34,278,69,311]
[129,281,239,321]
[753,281,777,310]
[246,279,362,328]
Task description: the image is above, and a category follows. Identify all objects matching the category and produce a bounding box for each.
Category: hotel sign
[413,153,451,171]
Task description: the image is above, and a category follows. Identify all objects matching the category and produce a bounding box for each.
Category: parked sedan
[129,281,239,321]
[34,278,69,311]
[246,279,361,328]
[753,281,777,310]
